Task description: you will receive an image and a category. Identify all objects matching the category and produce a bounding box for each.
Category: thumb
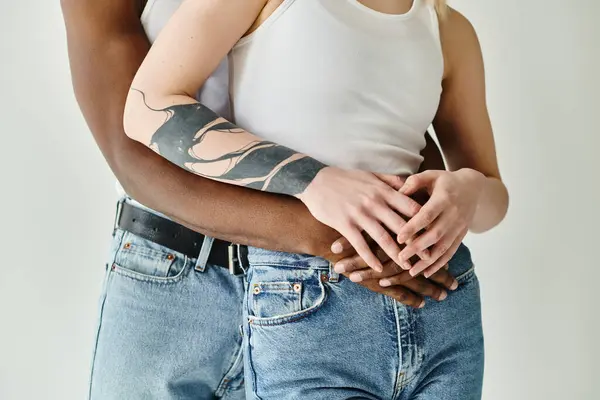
[400,171,437,195]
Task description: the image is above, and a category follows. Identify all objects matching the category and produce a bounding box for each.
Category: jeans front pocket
[252,281,302,318]
[110,229,192,284]
[247,265,327,326]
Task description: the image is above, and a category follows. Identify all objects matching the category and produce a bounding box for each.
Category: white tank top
[229,0,444,175]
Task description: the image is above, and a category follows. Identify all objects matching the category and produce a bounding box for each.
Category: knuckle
[397,291,408,302]
[408,201,421,215]
[423,212,436,225]
[437,192,450,204]
[431,229,444,241]
[437,242,449,255]
[345,259,358,270]
[364,191,383,206]
[377,233,395,248]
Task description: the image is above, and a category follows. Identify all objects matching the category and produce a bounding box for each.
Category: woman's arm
[124,0,424,272]
[432,7,509,232]
[60,0,342,257]
[392,7,509,279]
[124,0,326,197]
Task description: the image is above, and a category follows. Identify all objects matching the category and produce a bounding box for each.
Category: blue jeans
[88,201,246,399]
[243,244,484,400]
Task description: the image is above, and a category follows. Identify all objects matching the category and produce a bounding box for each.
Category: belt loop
[235,244,248,275]
[328,262,340,283]
[113,197,126,236]
[195,236,214,272]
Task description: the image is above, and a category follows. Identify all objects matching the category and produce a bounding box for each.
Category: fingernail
[397,234,408,243]
[409,268,419,277]
[403,262,412,270]
[349,273,363,282]
[380,279,391,287]
[331,242,343,254]
[438,291,448,301]
[424,271,432,278]
[450,281,459,290]
[418,300,426,308]
[334,263,346,273]
[420,250,430,260]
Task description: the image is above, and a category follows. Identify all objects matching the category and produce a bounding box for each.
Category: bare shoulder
[438,7,483,79]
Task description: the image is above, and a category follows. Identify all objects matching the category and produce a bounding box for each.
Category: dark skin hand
[60,0,457,308]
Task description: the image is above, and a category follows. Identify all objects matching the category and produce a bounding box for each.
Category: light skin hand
[298,168,422,272]
[395,169,484,278]
[392,8,509,279]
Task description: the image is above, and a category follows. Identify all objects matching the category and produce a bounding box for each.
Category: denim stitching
[88,230,126,399]
[110,256,192,284]
[244,274,264,400]
[455,266,476,284]
[248,281,328,327]
[248,262,330,271]
[215,332,245,398]
[389,295,403,400]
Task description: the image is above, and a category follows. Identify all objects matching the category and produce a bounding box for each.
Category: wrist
[295,165,335,202]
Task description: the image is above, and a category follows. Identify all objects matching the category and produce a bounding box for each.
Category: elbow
[123,90,147,145]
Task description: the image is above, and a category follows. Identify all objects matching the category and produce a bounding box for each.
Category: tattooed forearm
[131,88,326,197]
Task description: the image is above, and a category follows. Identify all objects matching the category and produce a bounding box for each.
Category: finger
[373,173,405,190]
[335,246,390,274]
[422,230,467,278]
[427,266,459,291]
[342,226,384,272]
[412,228,459,277]
[378,208,408,238]
[409,229,465,278]
[396,197,445,244]
[402,277,447,301]
[348,259,405,282]
[379,274,445,301]
[358,214,402,269]
[330,237,351,255]
[385,190,422,219]
[376,284,425,308]
[404,236,431,266]
[399,171,437,196]
[398,214,453,270]
[354,275,424,308]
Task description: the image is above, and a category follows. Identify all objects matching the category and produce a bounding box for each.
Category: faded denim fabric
[88,200,246,400]
[243,244,484,400]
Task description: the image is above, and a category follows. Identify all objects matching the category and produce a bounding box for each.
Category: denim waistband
[247,247,332,270]
[247,243,474,276]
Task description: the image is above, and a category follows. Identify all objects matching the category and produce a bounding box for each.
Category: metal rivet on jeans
[253,286,261,295]
[293,283,301,292]
[123,243,131,249]
[321,273,329,283]
[166,254,174,261]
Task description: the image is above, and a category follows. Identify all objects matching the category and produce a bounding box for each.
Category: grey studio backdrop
[0,0,598,399]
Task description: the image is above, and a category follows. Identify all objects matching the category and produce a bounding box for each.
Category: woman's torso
[229,0,444,175]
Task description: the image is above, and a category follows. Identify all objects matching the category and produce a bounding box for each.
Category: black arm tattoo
[132,89,326,196]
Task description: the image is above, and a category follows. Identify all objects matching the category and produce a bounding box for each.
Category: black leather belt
[115,201,247,275]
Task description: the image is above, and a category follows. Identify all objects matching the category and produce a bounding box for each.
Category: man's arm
[60,0,456,307]
[60,0,338,256]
